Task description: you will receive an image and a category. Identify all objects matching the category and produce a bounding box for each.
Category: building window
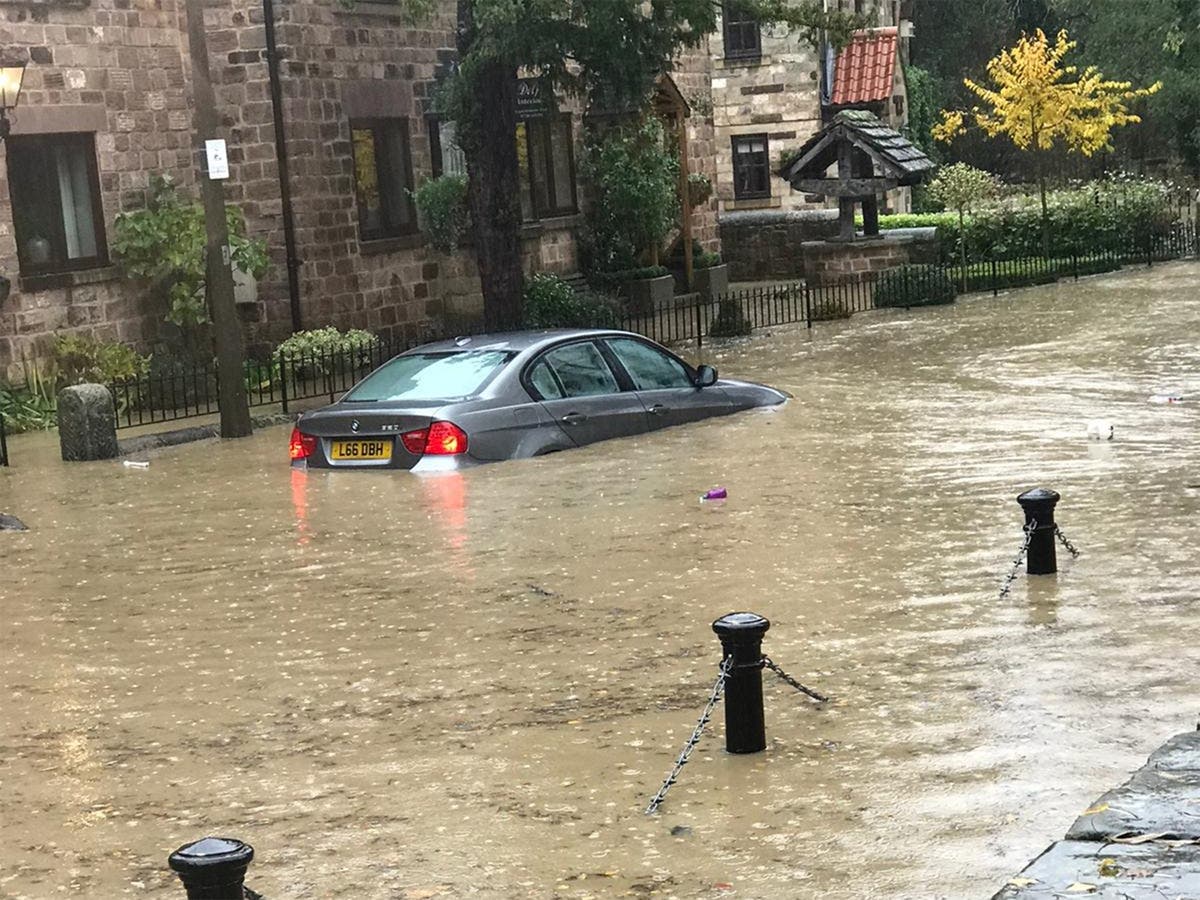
[723,3,762,60]
[6,133,106,276]
[731,134,771,200]
[428,118,468,178]
[350,117,417,242]
[516,115,577,220]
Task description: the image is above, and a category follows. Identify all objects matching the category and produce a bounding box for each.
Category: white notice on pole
[205,139,230,180]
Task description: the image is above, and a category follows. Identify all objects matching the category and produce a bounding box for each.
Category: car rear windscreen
[342,351,515,403]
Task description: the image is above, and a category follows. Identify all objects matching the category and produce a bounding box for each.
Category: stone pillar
[58,384,119,462]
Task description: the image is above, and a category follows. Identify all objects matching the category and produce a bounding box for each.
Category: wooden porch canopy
[654,75,697,288]
[779,109,933,240]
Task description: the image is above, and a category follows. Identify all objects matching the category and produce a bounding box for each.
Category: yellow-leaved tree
[933,29,1160,255]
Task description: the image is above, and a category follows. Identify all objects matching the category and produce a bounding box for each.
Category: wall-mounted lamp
[0,62,28,140]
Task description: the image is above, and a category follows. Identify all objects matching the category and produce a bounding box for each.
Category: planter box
[694,264,728,302]
[624,274,675,316]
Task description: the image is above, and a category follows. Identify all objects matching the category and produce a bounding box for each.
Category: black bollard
[1017,488,1060,576]
[168,837,254,900]
[712,612,770,754]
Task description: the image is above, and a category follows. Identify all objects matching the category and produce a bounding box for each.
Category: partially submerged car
[289,329,787,472]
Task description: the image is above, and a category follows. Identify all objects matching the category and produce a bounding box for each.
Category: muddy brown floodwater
[3,263,1200,900]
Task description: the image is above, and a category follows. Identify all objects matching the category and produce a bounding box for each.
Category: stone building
[710,0,913,214]
[0,0,720,379]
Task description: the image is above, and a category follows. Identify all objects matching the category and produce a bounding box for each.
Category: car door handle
[561,413,588,426]
[647,404,669,416]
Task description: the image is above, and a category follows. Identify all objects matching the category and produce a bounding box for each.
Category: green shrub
[695,250,723,269]
[522,274,619,329]
[873,265,958,308]
[809,297,852,321]
[581,118,680,273]
[54,334,151,386]
[0,363,57,433]
[708,297,752,337]
[413,174,470,253]
[112,175,269,328]
[276,327,381,377]
[871,178,1177,264]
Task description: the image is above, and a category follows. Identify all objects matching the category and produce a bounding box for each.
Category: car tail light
[398,422,468,457]
[425,421,468,456]
[401,428,428,455]
[289,427,317,460]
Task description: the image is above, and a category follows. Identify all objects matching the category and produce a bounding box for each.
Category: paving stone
[1067,731,1200,842]
[990,840,1200,899]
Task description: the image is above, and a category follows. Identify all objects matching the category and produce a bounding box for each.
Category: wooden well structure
[779,109,933,241]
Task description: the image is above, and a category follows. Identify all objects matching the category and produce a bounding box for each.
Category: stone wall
[719,209,840,281]
[0,0,196,379]
[671,41,721,254]
[0,0,723,379]
[710,19,822,214]
[803,233,936,285]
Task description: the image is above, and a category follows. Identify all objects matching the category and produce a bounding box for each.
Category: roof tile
[830,27,898,107]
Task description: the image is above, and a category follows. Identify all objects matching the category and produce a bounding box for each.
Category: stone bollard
[58,384,119,462]
[1017,488,1060,576]
[712,612,771,754]
[168,837,254,899]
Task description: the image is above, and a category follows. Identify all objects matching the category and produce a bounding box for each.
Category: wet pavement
[2,262,1200,899]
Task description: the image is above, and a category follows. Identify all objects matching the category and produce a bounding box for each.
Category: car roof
[407,329,643,355]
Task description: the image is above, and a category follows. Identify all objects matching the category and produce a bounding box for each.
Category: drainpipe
[262,0,303,332]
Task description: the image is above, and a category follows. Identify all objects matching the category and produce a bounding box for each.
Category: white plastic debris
[122,460,150,469]
[1086,420,1114,441]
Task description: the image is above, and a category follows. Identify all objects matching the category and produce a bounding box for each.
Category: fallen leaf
[1065,883,1097,894]
[1081,802,1109,816]
[1098,858,1120,877]
[1112,831,1172,844]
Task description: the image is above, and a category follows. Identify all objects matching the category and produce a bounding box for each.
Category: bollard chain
[645,656,733,815]
[999,519,1036,599]
[1055,526,1081,559]
[762,657,828,703]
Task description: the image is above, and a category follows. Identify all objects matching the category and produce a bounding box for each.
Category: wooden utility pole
[183,0,252,438]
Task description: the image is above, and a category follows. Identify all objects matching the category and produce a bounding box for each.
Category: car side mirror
[695,365,718,388]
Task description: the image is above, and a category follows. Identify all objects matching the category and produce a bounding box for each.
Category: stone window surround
[721,2,762,61]
[731,132,772,201]
[5,105,113,290]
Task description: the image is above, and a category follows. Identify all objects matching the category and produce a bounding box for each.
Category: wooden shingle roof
[780,110,934,189]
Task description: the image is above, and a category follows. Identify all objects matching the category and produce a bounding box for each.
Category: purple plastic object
[702,487,728,501]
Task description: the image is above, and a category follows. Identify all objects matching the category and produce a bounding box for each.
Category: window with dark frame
[731,134,771,200]
[516,114,577,221]
[350,117,417,242]
[6,132,107,276]
[722,3,762,60]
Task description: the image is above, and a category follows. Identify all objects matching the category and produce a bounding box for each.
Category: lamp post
[0,62,26,140]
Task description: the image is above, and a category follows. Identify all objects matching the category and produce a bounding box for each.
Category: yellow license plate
[330,439,393,461]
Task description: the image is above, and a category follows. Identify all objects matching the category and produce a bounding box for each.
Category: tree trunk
[457,2,524,331]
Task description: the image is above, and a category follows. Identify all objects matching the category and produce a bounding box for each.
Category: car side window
[541,342,620,398]
[605,338,694,390]
[527,359,564,400]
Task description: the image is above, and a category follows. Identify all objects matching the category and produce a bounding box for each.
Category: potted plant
[693,249,728,302]
[581,118,681,315]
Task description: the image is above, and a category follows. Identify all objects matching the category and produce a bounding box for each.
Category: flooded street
[3,262,1200,900]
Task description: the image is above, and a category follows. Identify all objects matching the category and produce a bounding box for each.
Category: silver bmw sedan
[289,329,787,472]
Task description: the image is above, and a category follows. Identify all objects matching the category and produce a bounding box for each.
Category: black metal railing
[0,414,9,466]
[107,225,1200,430]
